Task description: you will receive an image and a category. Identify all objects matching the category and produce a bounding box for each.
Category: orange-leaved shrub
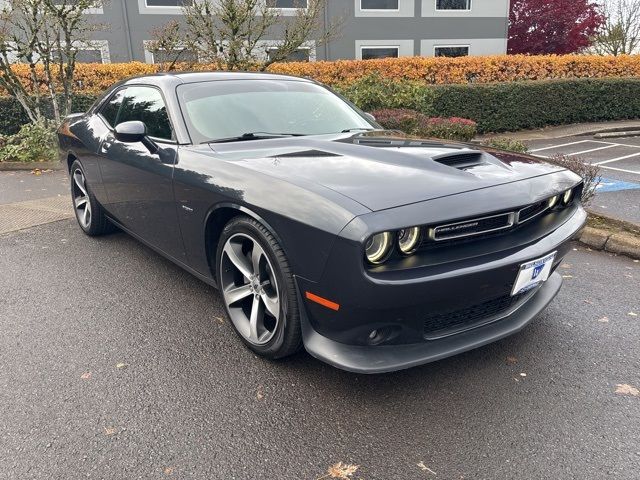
[6,54,640,95]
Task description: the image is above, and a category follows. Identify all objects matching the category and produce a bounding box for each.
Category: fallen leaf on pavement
[104,426,117,436]
[561,263,572,269]
[31,168,42,176]
[163,467,174,475]
[417,461,437,475]
[116,363,129,369]
[505,356,518,365]
[319,462,359,479]
[615,384,639,397]
[629,312,638,317]
[81,372,92,380]
[562,275,573,279]
[256,385,264,400]
[597,317,610,323]
[520,373,527,377]
[214,316,225,324]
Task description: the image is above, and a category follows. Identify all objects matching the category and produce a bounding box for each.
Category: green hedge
[0,95,97,136]
[429,78,640,133]
[2,77,640,135]
[338,76,640,133]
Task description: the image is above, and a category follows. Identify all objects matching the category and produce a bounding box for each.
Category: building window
[434,46,469,57]
[74,49,105,63]
[361,46,399,60]
[53,41,110,63]
[361,0,399,9]
[435,0,471,10]
[267,48,310,62]
[266,0,308,8]
[145,0,192,6]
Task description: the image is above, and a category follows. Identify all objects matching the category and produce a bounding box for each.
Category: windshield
[176,79,375,144]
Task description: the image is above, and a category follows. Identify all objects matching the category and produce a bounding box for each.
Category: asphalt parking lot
[526,136,640,224]
[1,220,639,479]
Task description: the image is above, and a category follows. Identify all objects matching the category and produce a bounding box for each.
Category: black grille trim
[423,291,533,340]
[517,200,549,224]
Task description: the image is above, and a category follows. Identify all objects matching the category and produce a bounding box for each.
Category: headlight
[365,232,393,264]
[397,227,421,254]
[547,195,560,209]
[562,189,573,205]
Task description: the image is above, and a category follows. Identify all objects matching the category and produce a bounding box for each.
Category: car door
[97,86,185,261]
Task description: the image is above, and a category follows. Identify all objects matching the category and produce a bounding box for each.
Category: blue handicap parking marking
[597,178,640,193]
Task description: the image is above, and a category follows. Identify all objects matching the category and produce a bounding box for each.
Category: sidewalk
[477,120,640,142]
[0,169,69,205]
[0,170,72,234]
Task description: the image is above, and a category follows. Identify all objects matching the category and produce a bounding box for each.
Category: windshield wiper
[205,132,306,144]
[341,128,375,133]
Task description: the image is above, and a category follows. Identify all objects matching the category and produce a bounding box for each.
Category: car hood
[203,131,564,212]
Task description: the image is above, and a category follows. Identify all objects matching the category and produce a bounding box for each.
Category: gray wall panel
[17,0,509,63]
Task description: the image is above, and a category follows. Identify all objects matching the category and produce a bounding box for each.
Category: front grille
[423,292,529,339]
[430,213,514,241]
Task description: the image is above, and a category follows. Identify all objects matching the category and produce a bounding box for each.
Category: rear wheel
[70,160,112,236]
[216,216,302,359]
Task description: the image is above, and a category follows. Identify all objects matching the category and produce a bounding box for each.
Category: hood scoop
[431,151,487,170]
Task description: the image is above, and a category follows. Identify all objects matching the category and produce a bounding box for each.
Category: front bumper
[301,272,562,374]
[296,205,586,374]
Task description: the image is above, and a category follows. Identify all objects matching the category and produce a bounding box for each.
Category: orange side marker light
[305,292,340,311]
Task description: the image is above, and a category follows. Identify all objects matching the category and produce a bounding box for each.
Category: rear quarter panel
[58,114,111,205]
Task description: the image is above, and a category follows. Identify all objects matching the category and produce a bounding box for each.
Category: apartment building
[11,0,511,63]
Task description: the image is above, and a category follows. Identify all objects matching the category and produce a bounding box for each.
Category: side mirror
[363,112,376,123]
[114,121,147,143]
[114,120,158,154]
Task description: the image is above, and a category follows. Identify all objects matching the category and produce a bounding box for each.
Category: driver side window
[116,87,174,141]
[100,89,125,128]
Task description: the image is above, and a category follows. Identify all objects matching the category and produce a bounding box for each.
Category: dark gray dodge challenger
[57,71,586,373]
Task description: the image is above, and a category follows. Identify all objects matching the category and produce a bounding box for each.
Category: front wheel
[216,216,302,359]
[70,160,112,236]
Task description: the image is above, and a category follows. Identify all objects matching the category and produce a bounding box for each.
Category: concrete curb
[594,130,640,139]
[0,161,63,171]
[580,212,640,260]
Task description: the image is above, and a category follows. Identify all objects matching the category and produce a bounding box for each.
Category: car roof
[122,71,313,88]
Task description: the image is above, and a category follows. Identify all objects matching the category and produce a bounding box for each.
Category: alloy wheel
[219,233,281,345]
[72,168,92,229]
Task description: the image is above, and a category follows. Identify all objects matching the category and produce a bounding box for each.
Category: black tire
[216,215,303,359]
[69,160,113,236]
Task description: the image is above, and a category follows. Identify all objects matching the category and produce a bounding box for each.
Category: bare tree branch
[149,0,341,72]
[0,0,107,124]
[593,0,640,55]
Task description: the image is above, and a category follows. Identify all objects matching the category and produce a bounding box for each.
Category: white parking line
[594,152,640,165]
[571,145,618,155]
[529,140,592,153]
[600,165,640,175]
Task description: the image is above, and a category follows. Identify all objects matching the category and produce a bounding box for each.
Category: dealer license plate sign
[511,252,557,296]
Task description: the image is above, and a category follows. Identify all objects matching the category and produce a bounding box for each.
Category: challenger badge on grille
[430,213,515,241]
